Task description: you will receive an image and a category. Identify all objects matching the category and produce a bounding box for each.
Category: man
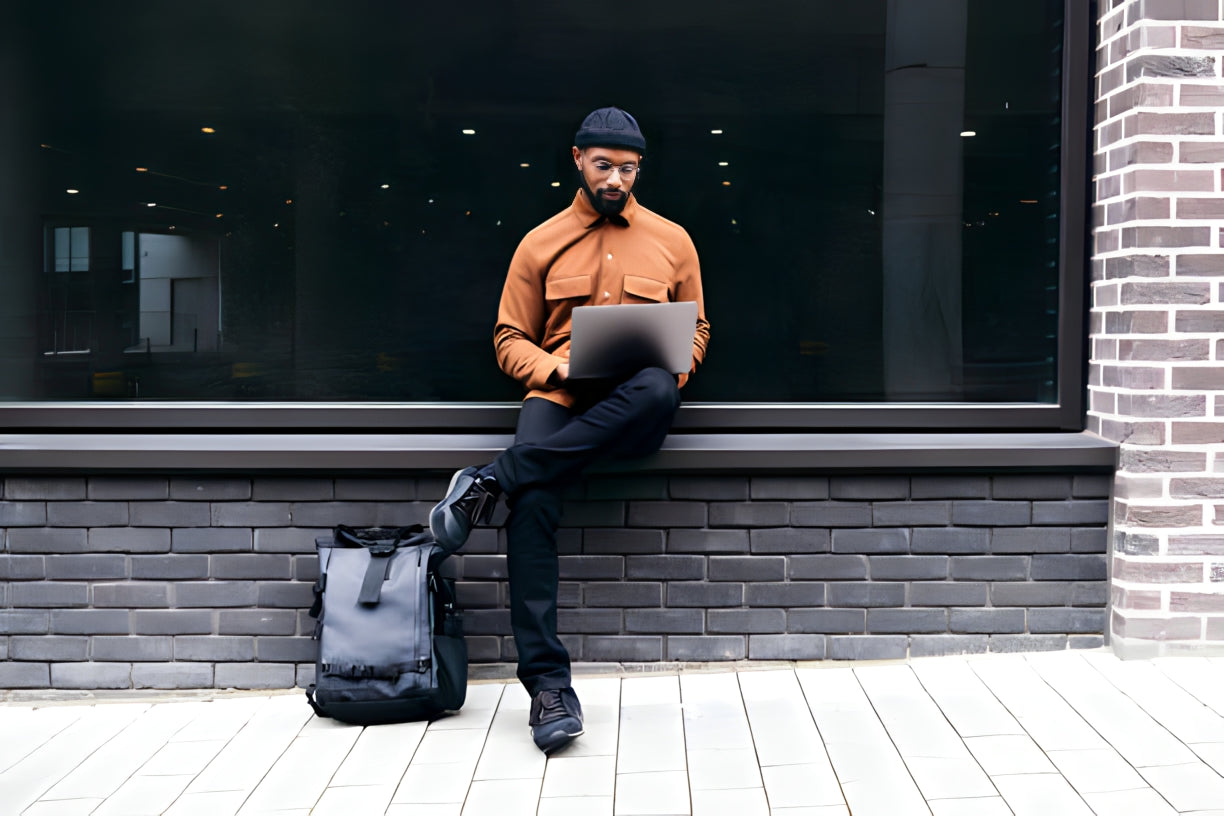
[430,106,710,754]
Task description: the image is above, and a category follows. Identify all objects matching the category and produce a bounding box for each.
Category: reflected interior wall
[0,9,40,398]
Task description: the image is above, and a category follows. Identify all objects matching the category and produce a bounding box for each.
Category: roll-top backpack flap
[332,524,428,550]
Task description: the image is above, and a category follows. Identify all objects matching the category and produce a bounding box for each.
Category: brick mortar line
[1096,38,1224,52]
[1090,313,1224,319]
[1093,277,1224,284]
[1112,605,1222,615]
[1095,108,1224,128]
[1094,132,1224,141]
[1086,361,1224,367]
[1091,308,1222,316]
[1096,77,1224,94]
[1095,38,1224,56]
[1096,258,1224,267]
[1113,554,1220,566]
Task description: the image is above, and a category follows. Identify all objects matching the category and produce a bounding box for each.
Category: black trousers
[490,367,681,695]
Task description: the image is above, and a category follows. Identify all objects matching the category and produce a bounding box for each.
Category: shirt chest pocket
[622,275,671,304]
[544,274,593,303]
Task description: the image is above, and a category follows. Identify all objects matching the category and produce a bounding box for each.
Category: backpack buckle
[368,541,397,557]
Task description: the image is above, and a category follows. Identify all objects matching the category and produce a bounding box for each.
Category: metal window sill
[0,431,1118,473]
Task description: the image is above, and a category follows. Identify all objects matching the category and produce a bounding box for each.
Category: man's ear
[572,146,582,168]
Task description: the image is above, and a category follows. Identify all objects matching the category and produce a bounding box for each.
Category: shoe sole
[537,728,584,755]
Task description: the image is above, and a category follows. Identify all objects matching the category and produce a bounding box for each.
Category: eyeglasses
[589,161,639,179]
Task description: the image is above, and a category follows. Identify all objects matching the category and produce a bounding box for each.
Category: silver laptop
[568,301,698,379]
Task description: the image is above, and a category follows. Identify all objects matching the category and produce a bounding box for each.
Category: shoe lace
[533,689,573,722]
[536,689,563,715]
[454,479,495,524]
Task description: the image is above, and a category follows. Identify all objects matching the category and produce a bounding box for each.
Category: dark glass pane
[0,0,1064,403]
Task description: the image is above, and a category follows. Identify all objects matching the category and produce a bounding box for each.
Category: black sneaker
[530,687,584,755]
[430,466,498,553]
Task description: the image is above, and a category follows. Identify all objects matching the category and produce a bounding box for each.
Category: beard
[579,172,632,216]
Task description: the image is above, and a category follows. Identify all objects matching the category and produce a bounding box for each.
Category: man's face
[573,146,642,216]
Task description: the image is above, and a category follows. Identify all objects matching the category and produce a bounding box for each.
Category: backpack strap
[305,685,325,717]
[358,550,396,605]
[321,661,426,679]
[308,573,326,619]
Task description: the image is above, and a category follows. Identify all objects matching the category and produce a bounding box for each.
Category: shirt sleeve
[493,240,565,391]
[674,230,709,388]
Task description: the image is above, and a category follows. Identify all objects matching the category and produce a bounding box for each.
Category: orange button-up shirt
[494,190,710,408]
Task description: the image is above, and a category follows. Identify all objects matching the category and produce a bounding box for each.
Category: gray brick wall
[0,472,1110,689]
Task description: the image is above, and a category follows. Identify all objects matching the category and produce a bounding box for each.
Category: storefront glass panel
[0,0,1070,406]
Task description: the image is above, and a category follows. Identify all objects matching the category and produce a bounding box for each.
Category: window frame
[0,0,1090,434]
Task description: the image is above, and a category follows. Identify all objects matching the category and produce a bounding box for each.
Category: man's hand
[552,363,569,383]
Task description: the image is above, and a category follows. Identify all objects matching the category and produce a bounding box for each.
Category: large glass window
[0,0,1074,408]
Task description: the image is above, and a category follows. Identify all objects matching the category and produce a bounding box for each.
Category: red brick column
[1090,0,1224,656]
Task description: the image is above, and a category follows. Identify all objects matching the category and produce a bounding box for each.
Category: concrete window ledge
[0,431,1118,472]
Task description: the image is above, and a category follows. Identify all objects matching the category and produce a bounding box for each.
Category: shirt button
[603,291,610,299]
[607,253,613,260]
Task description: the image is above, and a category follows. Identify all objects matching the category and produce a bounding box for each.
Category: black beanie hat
[574,107,646,154]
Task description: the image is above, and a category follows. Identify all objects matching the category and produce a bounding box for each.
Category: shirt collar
[570,189,637,229]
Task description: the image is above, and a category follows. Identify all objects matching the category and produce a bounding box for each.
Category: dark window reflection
[0,0,1064,403]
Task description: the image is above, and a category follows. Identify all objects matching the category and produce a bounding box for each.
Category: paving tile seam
[852,664,992,806]
[1052,652,1204,757]
[966,659,1110,814]
[1020,653,1187,814]
[788,670,853,811]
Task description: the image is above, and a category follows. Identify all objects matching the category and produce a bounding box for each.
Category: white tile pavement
[3,650,1224,814]
[797,667,929,814]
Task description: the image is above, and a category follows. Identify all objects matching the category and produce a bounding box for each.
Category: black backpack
[305,524,467,725]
